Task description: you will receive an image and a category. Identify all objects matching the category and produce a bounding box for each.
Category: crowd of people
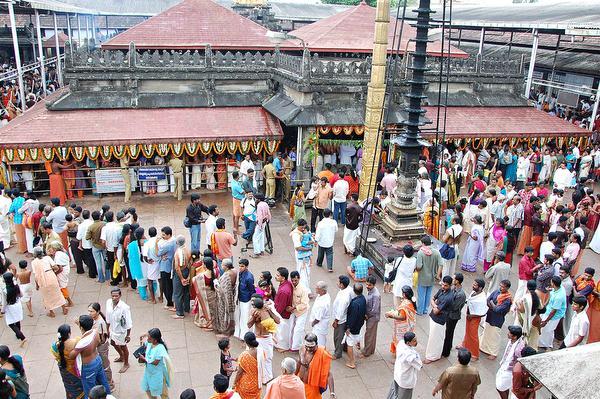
[1,134,600,398]
[1,60,61,122]
[530,87,599,132]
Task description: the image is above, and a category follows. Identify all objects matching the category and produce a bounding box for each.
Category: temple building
[0,0,591,194]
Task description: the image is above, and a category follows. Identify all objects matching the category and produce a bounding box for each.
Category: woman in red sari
[233,332,261,399]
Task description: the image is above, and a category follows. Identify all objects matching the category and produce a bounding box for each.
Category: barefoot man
[70,314,111,397]
[297,333,336,399]
[106,288,132,373]
[248,296,280,385]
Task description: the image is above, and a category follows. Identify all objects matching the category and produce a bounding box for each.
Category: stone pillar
[296,126,304,184]
[358,0,390,202]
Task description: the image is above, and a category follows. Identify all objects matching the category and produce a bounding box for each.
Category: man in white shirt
[332,275,352,359]
[106,288,132,373]
[562,295,589,348]
[204,205,219,250]
[540,232,558,269]
[315,209,338,272]
[100,211,123,286]
[77,210,96,279]
[310,280,331,347]
[389,332,422,398]
[239,154,254,178]
[332,171,349,225]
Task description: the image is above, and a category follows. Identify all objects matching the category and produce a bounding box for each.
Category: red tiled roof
[0,102,283,148]
[422,106,591,138]
[42,32,72,48]
[282,2,466,57]
[102,0,277,50]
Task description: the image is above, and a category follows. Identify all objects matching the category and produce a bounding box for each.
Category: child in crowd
[16,260,33,317]
[383,255,395,294]
[297,230,314,268]
[218,338,237,382]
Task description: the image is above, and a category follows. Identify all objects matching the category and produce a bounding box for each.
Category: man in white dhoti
[310,281,331,347]
[274,267,293,351]
[105,288,132,373]
[495,325,525,399]
[424,276,454,364]
[289,271,310,351]
[290,220,312,294]
[539,276,567,349]
[248,296,280,385]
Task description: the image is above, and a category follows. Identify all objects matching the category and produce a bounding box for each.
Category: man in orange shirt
[210,217,237,270]
[317,164,334,183]
[310,178,333,232]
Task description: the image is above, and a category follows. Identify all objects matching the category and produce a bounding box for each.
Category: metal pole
[590,81,600,132]
[524,28,539,98]
[76,13,81,45]
[477,27,485,57]
[66,13,73,55]
[507,31,513,60]
[8,1,26,112]
[550,34,561,84]
[53,12,63,87]
[35,9,48,97]
[91,15,96,43]
[296,127,303,183]
[85,14,90,46]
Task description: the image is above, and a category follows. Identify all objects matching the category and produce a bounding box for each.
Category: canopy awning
[421,106,591,139]
[0,100,282,162]
[519,342,600,399]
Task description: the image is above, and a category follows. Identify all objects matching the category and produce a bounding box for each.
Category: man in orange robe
[264,357,305,399]
[588,279,600,344]
[46,160,71,205]
[297,333,336,399]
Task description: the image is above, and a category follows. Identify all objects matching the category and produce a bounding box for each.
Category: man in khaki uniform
[168,157,185,201]
[262,156,276,199]
[120,156,131,203]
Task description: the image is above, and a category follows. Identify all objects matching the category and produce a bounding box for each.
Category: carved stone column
[358,0,390,202]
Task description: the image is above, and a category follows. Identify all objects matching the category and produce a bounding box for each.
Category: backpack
[386,255,404,283]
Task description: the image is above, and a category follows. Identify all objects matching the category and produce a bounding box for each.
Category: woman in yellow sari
[422,195,441,240]
[233,332,261,399]
[385,286,417,355]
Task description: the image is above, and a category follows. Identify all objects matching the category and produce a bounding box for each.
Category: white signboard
[95,169,126,194]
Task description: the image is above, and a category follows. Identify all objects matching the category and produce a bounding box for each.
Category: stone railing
[65,42,523,84]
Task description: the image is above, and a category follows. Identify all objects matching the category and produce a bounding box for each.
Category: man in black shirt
[424,275,454,364]
[442,273,467,358]
[186,193,209,253]
[345,283,367,369]
[343,193,363,254]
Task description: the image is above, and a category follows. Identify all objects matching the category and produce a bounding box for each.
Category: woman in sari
[192,257,217,331]
[289,183,306,227]
[385,286,416,355]
[461,215,485,273]
[422,195,440,240]
[88,303,114,391]
[0,346,28,399]
[51,324,83,399]
[127,227,146,298]
[233,332,261,399]
[216,155,228,190]
[139,328,171,399]
[483,218,508,272]
[214,260,237,337]
[514,280,541,346]
[31,247,67,318]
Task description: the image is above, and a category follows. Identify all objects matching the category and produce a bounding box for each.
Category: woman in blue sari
[127,227,147,299]
[0,346,29,399]
[139,328,171,399]
[505,153,518,184]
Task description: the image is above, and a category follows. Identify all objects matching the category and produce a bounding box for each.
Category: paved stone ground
[1,192,593,398]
